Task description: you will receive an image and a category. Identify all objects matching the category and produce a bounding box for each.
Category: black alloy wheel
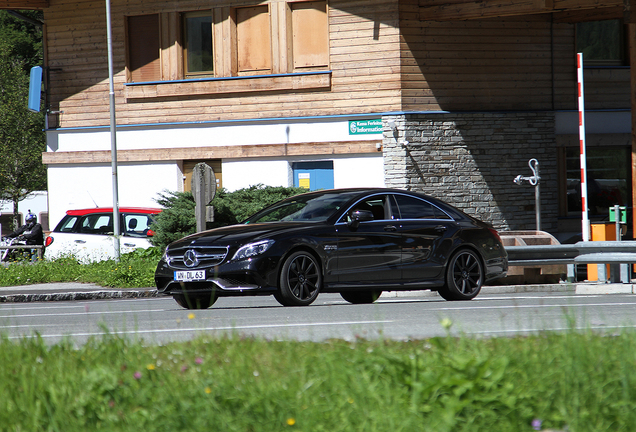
[340,290,382,304]
[439,249,484,301]
[277,251,322,306]
[173,292,217,309]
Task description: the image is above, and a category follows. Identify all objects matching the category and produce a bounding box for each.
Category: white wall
[0,191,48,216]
[222,154,384,192]
[49,119,381,152]
[46,117,386,222]
[47,162,181,228]
[222,160,291,191]
[333,156,385,188]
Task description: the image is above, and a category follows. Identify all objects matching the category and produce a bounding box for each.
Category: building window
[291,1,328,70]
[127,14,161,82]
[564,146,630,218]
[236,5,271,74]
[124,1,330,91]
[576,19,624,66]
[184,12,214,77]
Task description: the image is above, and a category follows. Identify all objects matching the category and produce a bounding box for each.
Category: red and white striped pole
[577,53,590,241]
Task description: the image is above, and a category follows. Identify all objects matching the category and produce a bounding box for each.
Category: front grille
[166,245,229,269]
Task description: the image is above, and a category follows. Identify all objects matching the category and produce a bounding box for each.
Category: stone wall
[383,112,557,232]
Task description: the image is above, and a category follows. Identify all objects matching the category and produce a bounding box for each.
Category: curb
[0,282,634,303]
[0,289,158,303]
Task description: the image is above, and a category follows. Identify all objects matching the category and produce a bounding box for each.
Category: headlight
[232,240,274,261]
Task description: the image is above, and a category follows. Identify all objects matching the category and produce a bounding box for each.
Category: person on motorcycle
[4,212,44,261]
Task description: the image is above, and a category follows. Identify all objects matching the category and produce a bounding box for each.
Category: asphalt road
[2,291,636,345]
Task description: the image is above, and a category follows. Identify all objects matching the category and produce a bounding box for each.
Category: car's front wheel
[173,292,217,309]
[340,290,382,304]
[276,251,321,306]
[438,249,483,301]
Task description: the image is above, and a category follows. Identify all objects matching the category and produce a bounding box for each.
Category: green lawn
[2,249,635,431]
[0,247,160,288]
[1,327,635,431]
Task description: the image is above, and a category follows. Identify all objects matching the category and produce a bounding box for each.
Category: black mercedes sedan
[155,188,508,309]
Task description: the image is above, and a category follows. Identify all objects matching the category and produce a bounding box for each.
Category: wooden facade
[2,0,634,234]
[35,0,402,130]
[0,0,626,130]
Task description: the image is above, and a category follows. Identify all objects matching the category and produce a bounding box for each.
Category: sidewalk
[0,281,634,303]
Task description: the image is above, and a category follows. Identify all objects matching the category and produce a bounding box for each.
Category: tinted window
[56,216,79,233]
[343,196,388,223]
[393,195,451,220]
[80,214,113,234]
[245,191,358,223]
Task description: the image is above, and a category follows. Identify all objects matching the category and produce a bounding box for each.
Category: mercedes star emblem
[183,249,199,268]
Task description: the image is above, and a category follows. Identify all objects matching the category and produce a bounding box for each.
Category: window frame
[183,10,215,78]
[123,1,331,97]
[575,19,626,67]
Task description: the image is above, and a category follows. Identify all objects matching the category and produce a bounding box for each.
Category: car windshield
[244,191,360,223]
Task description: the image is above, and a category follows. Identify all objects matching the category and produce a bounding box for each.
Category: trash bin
[588,222,615,281]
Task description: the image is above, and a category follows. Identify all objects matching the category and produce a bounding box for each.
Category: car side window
[57,216,79,233]
[80,214,113,234]
[124,214,153,237]
[393,195,451,220]
[341,195,388,223]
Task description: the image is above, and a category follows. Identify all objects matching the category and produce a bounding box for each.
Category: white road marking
[5,319,394,340]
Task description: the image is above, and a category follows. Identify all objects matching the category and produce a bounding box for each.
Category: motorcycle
[0,236,30,262]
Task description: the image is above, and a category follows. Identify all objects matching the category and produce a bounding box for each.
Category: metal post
[614,204,621,241]
[513,158,541,232]
[106,0,120,260]
[577,53,590,241]
[534,160,541,231]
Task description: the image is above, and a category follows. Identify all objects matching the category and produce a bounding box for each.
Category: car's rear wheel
[173,292,217,309]
[439,249,483,301]
[340,290,382,304]
[277,251,321,306]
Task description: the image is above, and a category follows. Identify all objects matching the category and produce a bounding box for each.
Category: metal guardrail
[506,241,636,283]
[506,241,636,265]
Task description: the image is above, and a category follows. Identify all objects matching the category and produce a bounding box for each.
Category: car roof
[65,207,162,216]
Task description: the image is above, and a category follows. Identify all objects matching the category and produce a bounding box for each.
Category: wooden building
[1,0,634,242]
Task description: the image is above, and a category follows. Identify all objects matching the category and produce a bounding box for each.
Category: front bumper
[154,255,280,297]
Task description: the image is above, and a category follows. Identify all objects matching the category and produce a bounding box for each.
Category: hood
[168,222,321,249]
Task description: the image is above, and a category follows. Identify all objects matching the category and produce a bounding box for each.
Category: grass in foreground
[0,247,160,288]
[1,327,636,432]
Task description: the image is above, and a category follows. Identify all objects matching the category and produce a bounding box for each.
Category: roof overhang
[419,0,626,21]
[0,0,49,10]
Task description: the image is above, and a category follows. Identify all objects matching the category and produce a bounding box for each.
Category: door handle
[384,225,397,232]
[123,243,136,247]
[74,240,86,244]
[435,225,447,232]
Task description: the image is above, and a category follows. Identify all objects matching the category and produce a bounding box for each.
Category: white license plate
[174,270,206,282]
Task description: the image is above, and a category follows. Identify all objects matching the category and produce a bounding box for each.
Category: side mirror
[348,209,374,230]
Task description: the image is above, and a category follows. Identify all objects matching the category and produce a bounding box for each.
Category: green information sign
[349,119,382,135]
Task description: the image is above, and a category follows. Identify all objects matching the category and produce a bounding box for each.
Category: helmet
[25,212,37,223]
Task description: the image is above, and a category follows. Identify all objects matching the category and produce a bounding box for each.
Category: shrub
[151,185,307,250]
[149,191,196,250]
[208,184,307,228]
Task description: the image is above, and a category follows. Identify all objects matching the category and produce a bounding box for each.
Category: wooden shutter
[292,1,328,69]
[236,6,271,73]
[127,14,161,82]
